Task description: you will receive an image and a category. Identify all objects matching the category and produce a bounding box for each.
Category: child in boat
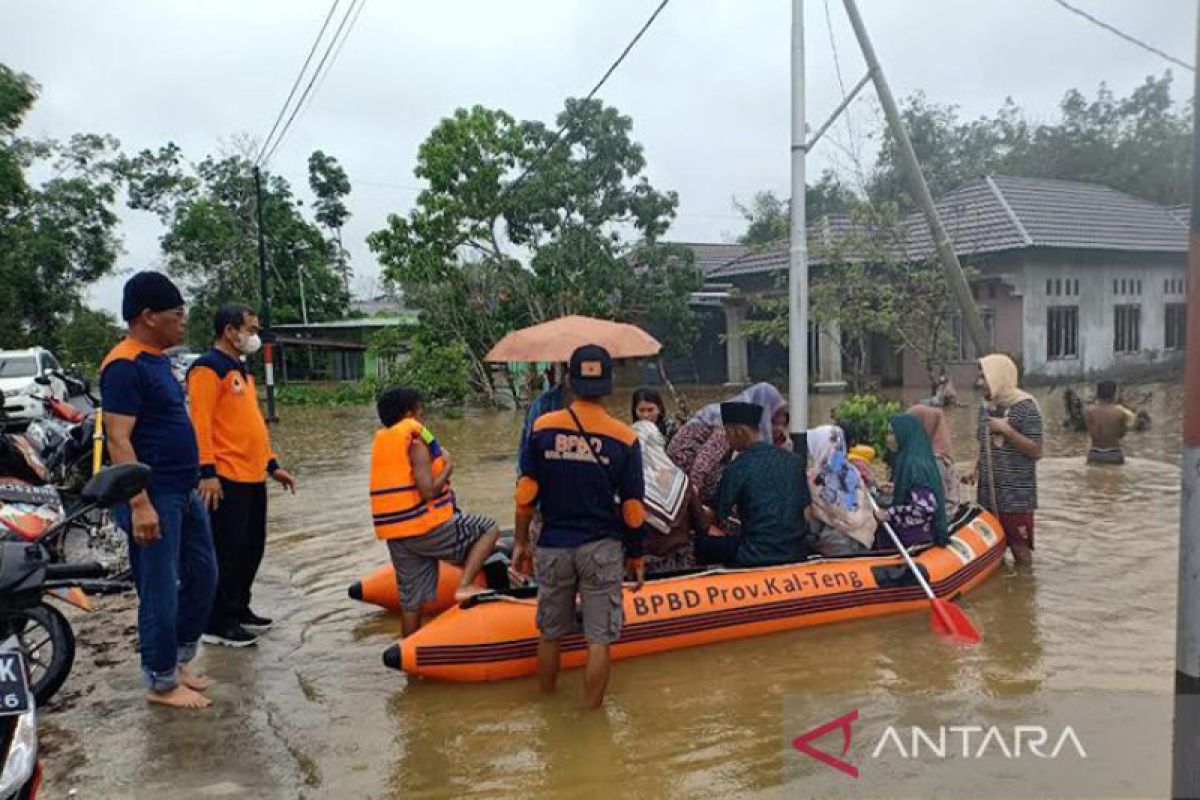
[805,425,876,557]
[370,387,501,637]
[874,413,949,549]
[694,401,810,567]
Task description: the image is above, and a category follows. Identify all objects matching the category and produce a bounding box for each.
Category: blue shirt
[517,400,646,554]
[100,338,200,494]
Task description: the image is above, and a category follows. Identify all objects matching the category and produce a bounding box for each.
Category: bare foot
[146,684,211,710]
[179,665,212,691]
[454,584,488,602]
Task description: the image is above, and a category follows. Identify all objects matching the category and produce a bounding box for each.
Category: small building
[681,175,1188,388]
[272,314,417,383]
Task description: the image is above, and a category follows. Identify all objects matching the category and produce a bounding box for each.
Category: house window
[1047,306,1078,360]
[1073,279,1080,295]
[1114,305,1142,354]
[1165,303,1187,350]
[947,310,995,362]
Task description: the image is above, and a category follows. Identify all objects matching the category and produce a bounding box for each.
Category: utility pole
[841,0,990,357]
[253,166,278,422]
[788,0,809,432]
[1172,6,1200,796]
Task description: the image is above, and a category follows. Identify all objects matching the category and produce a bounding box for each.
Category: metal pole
[788,0,809,432]
[841,0,990,357]
[253,166,278,422]
[1172,6,1200,796]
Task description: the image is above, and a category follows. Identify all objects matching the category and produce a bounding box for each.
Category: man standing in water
[970,354,1043,565]
[101,272,217,710]
[512,345,646,710]
[1084,380,1128,465]
[188,303,296,648]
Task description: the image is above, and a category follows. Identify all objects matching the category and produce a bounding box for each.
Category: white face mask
[237,332,262,355]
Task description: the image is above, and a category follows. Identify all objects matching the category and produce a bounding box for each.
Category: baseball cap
[569,344,613,398]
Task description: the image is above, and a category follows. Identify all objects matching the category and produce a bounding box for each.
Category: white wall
[1015,251,1187,380]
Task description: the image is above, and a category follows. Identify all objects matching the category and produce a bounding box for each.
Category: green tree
[743,207,972,389]
[307,150,352,292]
[57,307,122,373]
[868,73,1191,207]
[735,172,859,247]
[0,64,124,350]
[121,147,351,347]
[369,99,698,401]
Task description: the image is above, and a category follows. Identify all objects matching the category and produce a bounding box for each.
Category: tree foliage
[0,64,124,350]
[734,172,858,247]
[743,207,974,388]
[120,147,351,347]
[308,150,352,291]
[368,98,700,402]
[869,73,1192,207]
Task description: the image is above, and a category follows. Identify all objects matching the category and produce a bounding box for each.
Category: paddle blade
[930,599,981,645]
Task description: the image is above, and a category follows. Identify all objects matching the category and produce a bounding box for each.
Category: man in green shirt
[695,401,810,567]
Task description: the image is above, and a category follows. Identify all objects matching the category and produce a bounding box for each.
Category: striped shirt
[976,399,1043,513]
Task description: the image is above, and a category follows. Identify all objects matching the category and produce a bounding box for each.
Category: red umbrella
[485,315,662,363]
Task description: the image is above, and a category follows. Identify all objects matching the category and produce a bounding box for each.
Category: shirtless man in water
[1084,380,1128,465]
[101,272,218,709]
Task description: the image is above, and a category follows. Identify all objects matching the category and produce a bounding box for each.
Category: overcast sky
[4,0,1195,315]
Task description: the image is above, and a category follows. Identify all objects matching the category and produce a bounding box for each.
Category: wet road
[38,381,1183,798]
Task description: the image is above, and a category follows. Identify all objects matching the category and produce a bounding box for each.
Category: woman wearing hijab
[632,420,708,573]
[666,382,786,504]
[967,353,1043,564]
[805,425,876,556]
[876,413,949,548]
[907,404,961,509]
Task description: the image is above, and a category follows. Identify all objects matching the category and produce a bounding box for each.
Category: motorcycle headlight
[0,709,37,797]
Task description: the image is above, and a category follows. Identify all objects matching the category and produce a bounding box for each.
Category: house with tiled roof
[676,175,1189,388]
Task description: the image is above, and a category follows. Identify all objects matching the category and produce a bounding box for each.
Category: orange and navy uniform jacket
[99,338,199,493]
[369,419,454,540]
[185,349,278,484]
[516,400,646,557]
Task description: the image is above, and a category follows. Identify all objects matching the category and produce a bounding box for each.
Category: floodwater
[39,381,1184,799]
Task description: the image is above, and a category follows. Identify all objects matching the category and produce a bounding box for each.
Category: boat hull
[386,508,1007,682]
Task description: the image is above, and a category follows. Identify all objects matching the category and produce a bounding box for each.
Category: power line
[255,0,342,165]
[501,0,674,200]
[310,0,368,107]
[1050,0,1193,72]
[262,0,363,165]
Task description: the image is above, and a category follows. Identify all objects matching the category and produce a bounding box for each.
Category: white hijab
[633,420,689,533]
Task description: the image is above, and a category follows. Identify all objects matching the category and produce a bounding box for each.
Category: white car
[0,349,68,424]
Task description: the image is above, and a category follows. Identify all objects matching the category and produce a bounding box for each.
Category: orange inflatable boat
[382,508,1006,682]
[348,561,488,616]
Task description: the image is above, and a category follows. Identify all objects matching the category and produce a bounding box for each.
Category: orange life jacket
[369,420,454,539]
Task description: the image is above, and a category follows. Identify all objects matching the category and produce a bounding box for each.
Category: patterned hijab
[807,424,861,511]
[889,413,948,539]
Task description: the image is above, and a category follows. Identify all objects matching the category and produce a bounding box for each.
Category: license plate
[0,653,31,716]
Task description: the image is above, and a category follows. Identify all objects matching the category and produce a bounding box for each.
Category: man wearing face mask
[187,303,296,647]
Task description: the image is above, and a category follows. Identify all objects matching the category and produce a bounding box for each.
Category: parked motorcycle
[0,463,149,706]
[0,635,38,800]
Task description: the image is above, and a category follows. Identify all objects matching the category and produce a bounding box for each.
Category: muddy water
[39,382,1183,799]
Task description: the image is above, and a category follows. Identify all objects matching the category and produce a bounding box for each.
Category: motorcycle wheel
[7,604,75,706]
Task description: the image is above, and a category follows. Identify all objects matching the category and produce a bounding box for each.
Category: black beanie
[122,271,184,322]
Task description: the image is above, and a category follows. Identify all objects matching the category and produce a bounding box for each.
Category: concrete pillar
[815,319,847,392]
[723,301,750,386]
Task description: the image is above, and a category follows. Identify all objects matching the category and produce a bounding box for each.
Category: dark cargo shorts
[387,512,497,611]
[534,537,625,645]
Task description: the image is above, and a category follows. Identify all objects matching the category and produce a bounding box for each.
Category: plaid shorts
[387,512,497,611]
